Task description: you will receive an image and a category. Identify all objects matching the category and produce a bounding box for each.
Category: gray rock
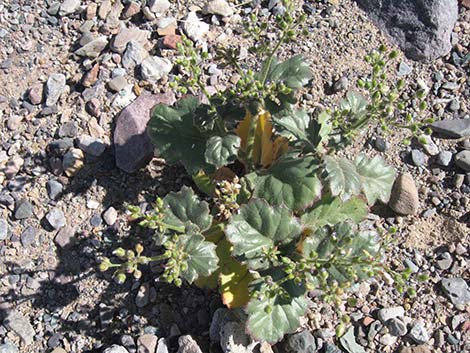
[54,226,76,248]
[356,0,458,62]
[120,335,136,353]
[177,335,203,353]
[21,226,37,247]
[148,0,171,14]
[46,208,66,230]
[103,345,129,353]
[339,326,366,353]
[284,330,316,353]
[379,334,397,346]
[76,135,107,156]
[111,28,150,53]
[430,118,470,138]
[441,277,470,306]
[75,36,108,58]
[46,73,66,107]
[324,343,342,353]
[436,151,452,167]
[367,321,383,341]
[3,310,36,345]
[14,199,34,220]
[112,85,137,109]
[122,41,149,69]
[135,283,150,308]
[0,219,8,240]
[419,134,439,156]
[46,180,63,200]
[219,321,253,353]
[377,306,405,322]
[108,76,128,92]
[436,252,453,270]
[386,318,407,336]
[28,83,44,105]
[156,338,169,353]
[137,334,158,353]
[209,308,234,343]
[103,207,118,226]
[202,0,234,17]
[411,149,426,166]
[409,321,430,344]
[114,92,175,173]
[398,61,412,76]
[183,12,210,42]
[388,174,419,215]
[59,0,81,16]
[0,343,18,353]
[455,150,470,172]
[140,56,172,81]
[373,137,388,152]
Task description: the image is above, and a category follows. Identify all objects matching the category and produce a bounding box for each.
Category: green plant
[100,0,425,343]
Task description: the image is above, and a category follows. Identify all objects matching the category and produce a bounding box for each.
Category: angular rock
[339,326,366,353]
[54,225,76,248]
[103,207,118,226]
[76,135,107,156]
[137,334,158,353]
[156,338,169,353]
[122,41,149,69]
[356,0,458,62]
[0,342,18,353]
[419,135,439,156]
[46,73,66,107]
[111,28,150,53]
[14,199,34,220]
[108,76,128,92]
[183,12,210,42]
[436,151,452,167]
[162,34,182,50]
[209,308,235,343]
[441,277,470,306]
[59,0,81,16]
[98,0,112,19]
[219,321,253,353]
[75,36,108,58]
[122,1,141,19]
[148,0,171,15]
[0,218,8,240]
[63,148,84,177]
[430,118,470,138]
[388,174,419,215]
[28,83,44,105]
[103,345,129,353]
[114,91,175,173]
[3,310,36,345]
[378,306,405,322]
[177,335,203,353]
[283,330,316,353]
[112,85,136,110]
[387,318,408,336]
[141,56,172,81]
[21,226,37,247]
[455,150,470,172]
[203,0,234,17]
[409,321,430,344]
[46,208,66,230]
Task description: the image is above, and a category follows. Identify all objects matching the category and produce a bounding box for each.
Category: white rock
[103,207,118,226]
[59,0,81,16]
[140,56,172,81]
[203,0,234,17]
[112,85,137,109]
[75,36,108,58]
[183,12,210,42]
[148,0,171,15]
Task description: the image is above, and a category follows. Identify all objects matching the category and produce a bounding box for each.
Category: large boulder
[114,91,175,173]
[356,0,458,62]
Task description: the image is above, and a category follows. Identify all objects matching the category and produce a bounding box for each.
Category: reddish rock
[28,83,44,105]
[122,1,140,19]
[114,91,175,173]
[162,34,182,50]
[82,63,100,88]
[462,0,470,9]
[86,98,101,117]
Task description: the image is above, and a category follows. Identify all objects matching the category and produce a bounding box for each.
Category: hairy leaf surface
[205,135,241,169]
[265,55,313,89]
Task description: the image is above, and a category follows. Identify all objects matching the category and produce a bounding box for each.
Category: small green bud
[135,243,144,255]
[357,79,365,88]
[389,50,399,59]
[113,248,126,258]
[419,101,427,111]
[397,79,405,90]
[379,44,387,52]
[174,278,182,287]
[99,261,110,272]
[115,272,126,284]
[264,305,273,314]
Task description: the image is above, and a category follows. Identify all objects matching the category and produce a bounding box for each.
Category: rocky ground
[0,1,469,353]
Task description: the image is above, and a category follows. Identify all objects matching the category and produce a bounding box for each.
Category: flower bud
[115,272,126,284]
[113,248,126,258]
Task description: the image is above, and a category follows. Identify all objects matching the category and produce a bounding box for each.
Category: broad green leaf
[265,55,313,89]
[246,295,308,343]
[339,91,368,117]
[204,135,241,169]
[163,186,212,232]
[301,196,368,230]
[355,154,396,205]
[247,156,322,212]
[301,222,380,284]
[148,97,215,174]
[176,232,218,283]
[324,156,361,198]
[225,199,302,270]
[192,170,216,196]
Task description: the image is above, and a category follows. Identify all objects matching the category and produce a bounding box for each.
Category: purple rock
[114,91,175,173]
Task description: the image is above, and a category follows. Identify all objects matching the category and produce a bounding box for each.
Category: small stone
[183,12,210,42]
[409,322,429,344]
[148,0,171,15]
[455,150,470,172]
[0,343,19,353]
[122,41,149,69]
[21,226,37,247]
[339,326,366,353]
[389,174,419,215]
[156,338,169,353]
[47,180,63,201]
[103,207,118,226]
[46,208,66,230]
[436,151,452,167]
[75,36,108,58]
[122,1,141,19]
[63,148,84,177]
[86,98,101,117]
[3,310,35,345]
[202,0,235,17]
[379,334,397,346]
[441,277,470,306]
[411,149,426,167]
[86,3,97,19]
[219,321,252,353]
[436,252,453,270]
[82,63,100,88]
[98,0,112,19]
[46,73,66,107]
[283,330,316,353]
[332,76,349,93]
[14,199,34,220]
[162,34,182,50]
[419,135,439,156]
[90,214,103,227]
[324,343,342,353]
[59,121,78,138]
[398,61,412,76]
[373,137,388,152]
[136,283,150,308]
[54,226,76,248]
[0,219,8,240]
[28,83,44,105]
[140,56,172,81]
[137,334,158,353]
[108,76,128,92]
[387,318,407,336]
[448,99,460,112]
[103,345,129,353]
[377,306,405,323]
[59,0,81,16]
[430,118,470,138]
[209,308,234,343]
[177,335,203,353]
[4,156,24,179]
[111,28,150,54]
[112,85,136,109]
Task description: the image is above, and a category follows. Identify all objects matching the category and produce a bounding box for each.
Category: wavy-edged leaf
[339,91,368,117]
[148,97,215,174]
[225,199,302,270]
[177,232,218,283]
[324,156,361,198]
[192,170,216,196]
[163,186,212,232]
[246,295,308,343]
[264,55,312,89]
[301,195,368,230]
[355,154,396,205]
[247,156,322,212]
[205,135,241,169]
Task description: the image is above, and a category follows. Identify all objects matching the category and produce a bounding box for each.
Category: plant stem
[160,221,185,233]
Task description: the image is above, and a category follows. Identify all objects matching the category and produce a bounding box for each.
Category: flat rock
[114,91,175,173]
[183,12,209,42]
[46,208,66,230]
[430,119,470,138]
[54,226,76,248]
[388,174,419,215]
[137,334,158,353]
[219,321,253,353]
[14,199,33,220]
[0,343,18,353]
[103,345,129,353]
[46,73,66,107]
[455,150,470,172]
[76,135,107,156]
[21,226,37,247]
[122,41,149,69]
[177,335,203,353]
[103,207,118,225]
[409,321,430,344]
[75,36,108,58]
[28,83,44,105]
[3,310,35,345]
[441,277,470,306]
[356,0,458,62]
[283,330,316,353]
[59,0,81,16]
[140,56,172,81]
[148,0,171,15]
[111,28,150,54]
[378,306,405,322]
[202,0,234,17]
[339,326,366,353]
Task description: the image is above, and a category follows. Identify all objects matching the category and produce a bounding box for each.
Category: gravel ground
[0,1,469,353]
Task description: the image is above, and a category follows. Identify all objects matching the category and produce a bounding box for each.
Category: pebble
[137,334,158,353]
[75,36,109,58]
[411,149,426,167]
[436,151,452,166]
[135,283,150,308]
[455,150,470,171]
[103,345,129,353]
[398,61,412,76]
[3,310,36,345]
[419,135,439,156]
[387,318,408,336]
[140,56,172,81]
[373,136,388,152]
[203,0,235,17]
[177,335,203,353]
[59,0,81,16]
[98,0,112,19]
[14,199,34,220]
[46,73,66,107]
[46,180,63,200]
[122,41,149,69]
[122,1,140,19]
[441,277,470,306]
[108,76,128,92]
[28,83,44,105]
[63,148,84,177]
[379,334,397,346]
[388,174,419,215]
[0,343,19,353]
[103,207,118,226]
[90,214,103,227]
[46,208,66,230]
[377,306,405,322]
[59,122,78,138]
[183,12,210,42]
[283,330,316,353]
[162,34,182,50]
[409,322,430,344]
[148,0,171,15]
[323,343,342,353]
[54,226,76,248]
[156,338,170,353]
[0,219,8,240]
[111,28,150,54]
[21,226,37,247]
[436,252,453,270]
[430,118,470,138]
[77,135,107,156]
[219,321,252,353]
